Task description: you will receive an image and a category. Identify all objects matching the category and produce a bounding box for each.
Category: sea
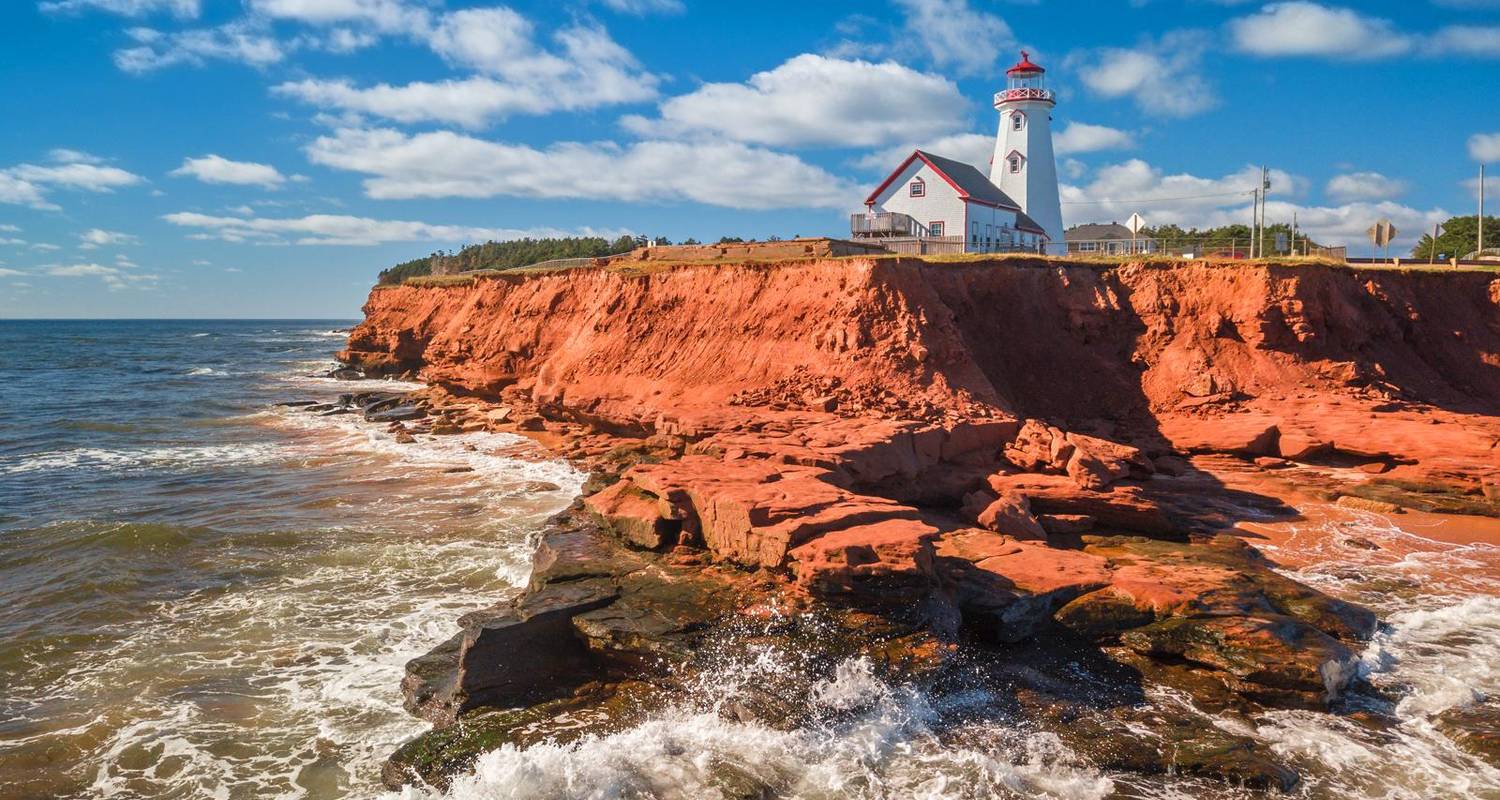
[1,319,1498,800]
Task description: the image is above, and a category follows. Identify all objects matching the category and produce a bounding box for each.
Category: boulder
[1336,495,1403,514]
[986,472,1175,537]
[1001,420,1072,473]
[1120,614,1359,705]
[1063,432,1152,490]
[1277,431,1332,461]
[788,518,939,605]
[627,458,921,568]
[932,530,1111,642]
[583,480,679,550]
[976,492,1047,540]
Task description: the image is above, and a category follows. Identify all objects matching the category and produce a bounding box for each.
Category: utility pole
[1250,189,1259,258]
[1481,163,1487,257]
[1259,166,1270,260]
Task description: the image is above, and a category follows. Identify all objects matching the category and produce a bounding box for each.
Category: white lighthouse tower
[990,52,1064,253]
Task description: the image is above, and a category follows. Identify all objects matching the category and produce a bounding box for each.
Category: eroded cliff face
[343,258,1500,466]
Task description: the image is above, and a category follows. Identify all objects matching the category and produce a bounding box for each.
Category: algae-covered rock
[1120,614,1358,706]
[383,680,666,791]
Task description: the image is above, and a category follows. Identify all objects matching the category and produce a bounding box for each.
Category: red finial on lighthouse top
[1006,51,1045,76]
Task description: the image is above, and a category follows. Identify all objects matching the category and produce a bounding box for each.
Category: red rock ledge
[340,256,1500,790]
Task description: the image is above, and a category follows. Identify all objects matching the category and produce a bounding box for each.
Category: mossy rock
[383,680,665,791]
[1347,478,1500,518]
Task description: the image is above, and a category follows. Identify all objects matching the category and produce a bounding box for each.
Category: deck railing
[851,212,917,237]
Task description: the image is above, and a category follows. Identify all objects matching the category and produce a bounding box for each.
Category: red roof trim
[1006,50,1045,76]
[863,150,1019,211]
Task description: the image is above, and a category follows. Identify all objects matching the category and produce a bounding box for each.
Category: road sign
[1126,213,1145,235]
[1275,233,1287,251]
[1367,220,1397,247]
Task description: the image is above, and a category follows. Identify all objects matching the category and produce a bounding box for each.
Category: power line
[1061,189,1255,206]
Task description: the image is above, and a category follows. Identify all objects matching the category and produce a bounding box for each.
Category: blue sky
[1,0,1497,318]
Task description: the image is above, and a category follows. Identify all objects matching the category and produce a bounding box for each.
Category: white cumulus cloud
[854,133,995,173]
[892,0,1015,77]
[1060,158,1445,252]
[276,12,657,126]
[1,152,144,209]
[595,0,683,14]
[44,262,159,290]
[115,21,287,72]
[304,127,858,210]
[39,0,197,18]
[79,228,141,249]
[171,155,287,188]
[1325,171,1408,202]
[246,0,432,34]
[1229,2,1412,59]
[1054,123,1136,156]
[161,210,606,246]
[622,55,967,148]
[1070,31,1217,118]
[1469,132,1500,162]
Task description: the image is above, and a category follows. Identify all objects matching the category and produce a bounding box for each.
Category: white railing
[994,87,1054,105]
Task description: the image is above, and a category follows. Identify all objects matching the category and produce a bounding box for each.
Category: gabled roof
[865,149,1021,211]
[1065,223,1139,241]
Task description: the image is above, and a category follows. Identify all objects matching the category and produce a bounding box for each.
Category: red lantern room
[1000,51,1053,105]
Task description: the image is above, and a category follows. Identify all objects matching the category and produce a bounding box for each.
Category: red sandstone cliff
[342,258,1500,484]
[350,257,1500,789]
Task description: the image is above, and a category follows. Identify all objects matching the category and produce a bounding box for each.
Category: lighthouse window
[1012,112,1025,131]
[1008,154,1023,173]
[909,178,925,197]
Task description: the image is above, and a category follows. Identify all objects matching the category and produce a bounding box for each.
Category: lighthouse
[990,52,1064,253]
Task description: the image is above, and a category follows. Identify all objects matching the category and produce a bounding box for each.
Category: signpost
[1367,219,1397,262]
[1430,222,1445,264]
[1126,212,1144,255]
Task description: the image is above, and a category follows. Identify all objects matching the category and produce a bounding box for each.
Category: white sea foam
[1361,595,1500,718]
[399,657,1113,800]
[0,442,286,476]
[186,366,230,376]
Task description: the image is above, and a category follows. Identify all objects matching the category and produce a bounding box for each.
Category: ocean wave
[185,366,230,377]
[404,657,1112,800]
[1361,595,1500,718]
[0,443,285,476]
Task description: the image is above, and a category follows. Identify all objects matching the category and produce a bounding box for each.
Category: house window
[1008,153,1023,173]
[929,221,944,237]
[909,178,925,197]
[1080,241,1098,252]
[1012,111,1025,131]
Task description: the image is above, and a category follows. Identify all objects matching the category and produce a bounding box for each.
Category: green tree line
[1139,223,1321,253]
[1409,215,1498,260]
[376,234,775,284]
[377,236,640,284]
